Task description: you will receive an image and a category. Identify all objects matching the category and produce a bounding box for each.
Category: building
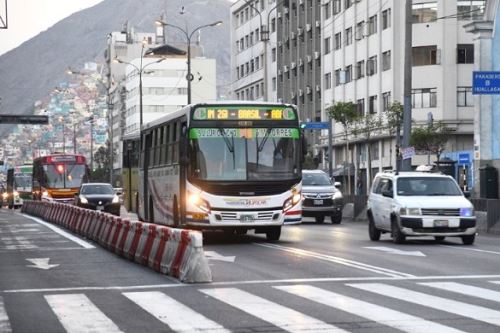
[320,0,485,192]
[465,0,500,198]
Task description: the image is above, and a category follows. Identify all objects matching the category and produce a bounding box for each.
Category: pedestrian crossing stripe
[275,285,467,333]
[0,281,499,333]
[348,283,500,326]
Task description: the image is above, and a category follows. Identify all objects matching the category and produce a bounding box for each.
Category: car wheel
[434,236,445,242]
[315,216,325,224]
[391,218,406,244]
[368,213,381,241]
[331,213,342,224]
[266,226,281,241]
[461,234,475,245]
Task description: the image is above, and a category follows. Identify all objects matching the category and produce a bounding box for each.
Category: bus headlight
[13,191,19,198]
[80,196,88,204]
[283,192,301,212]
[188,192,210,213]
[2,193,7,199]
[42,191,49,197]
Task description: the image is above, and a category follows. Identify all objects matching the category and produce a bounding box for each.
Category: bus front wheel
[266,226,281,242]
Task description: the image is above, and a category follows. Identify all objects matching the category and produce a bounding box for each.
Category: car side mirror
[334,181,341,188]
[463,190,471,198]
[382,189,393,198]
[74,192,79,196]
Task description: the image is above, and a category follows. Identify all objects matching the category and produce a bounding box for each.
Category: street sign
[401,147,415,160]
[458,153,470,165]
[472,71,500,94]
[300,122,330,130]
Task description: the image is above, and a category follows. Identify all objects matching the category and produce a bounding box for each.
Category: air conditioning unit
[277,12,282,18]
[291,92,296,99]
[315,20,321,28]
[290,32,296,40]
[278,41,282,47]
[284,7,289,15]
[316,85,321,92]
[299,0,304,5]
[297,28,303,36]
[298,89,304,96]
[291,62,297,69]
[307,55,312,63]
[283,65,289,72]
[298,58,304,67]
[306,86,312,94]
[306,23,312,31]
[314,51,320,59]
[277,69,282,75]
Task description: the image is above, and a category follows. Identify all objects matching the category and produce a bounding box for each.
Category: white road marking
[204,251,236,263]
[364,246,426,257]
[440,245,500,255]
[0,297,12,333]
[201,288,349,333]
[123,291,230,333]
[0,246,86,253]
[26,258,60,270]
[256,243,415,277]
[21,214,94,249]
[348,283,500,326]
[5,275,500,294]
[45,294,123,333]
[420,282,500,303]
[276,285,466,333]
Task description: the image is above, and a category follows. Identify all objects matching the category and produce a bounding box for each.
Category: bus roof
[33,154,86,164]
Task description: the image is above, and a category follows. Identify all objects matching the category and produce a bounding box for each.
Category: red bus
[32,154,90,203]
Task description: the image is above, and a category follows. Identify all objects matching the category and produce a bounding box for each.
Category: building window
[413,46,437,66]
[355,60,365,79]
[345,65,352,83]
[382,92,391,111]
[367,55,377,75]
[458,0,486,20]
[272,48,277,62]
[457,87,473,106]
[457,44,474,64]
[368,15,377,35]
[334,32,342,50]
[369,95,378,114]
[324,1,331,19]
[333,0,341,14]
[325,72,332,89]
[271,18,276,32]
[335,69,342,86]
[345,0,352,9]
[357,98,365,116]
[345,27,353,46]
[355,21,364,40]
[382,8,391,30]
[382,50,391,71]
[412,88,437,108]
[370,142,379,160]
[412,2,437,23]
[324,37,331,54]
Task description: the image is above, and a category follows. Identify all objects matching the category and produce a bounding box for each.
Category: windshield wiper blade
[218,127,234,153]
[257,128,272,152]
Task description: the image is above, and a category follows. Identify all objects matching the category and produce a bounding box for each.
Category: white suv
[367,171,476,245]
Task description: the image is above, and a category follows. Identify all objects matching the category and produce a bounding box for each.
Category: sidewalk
[120,205,139,222]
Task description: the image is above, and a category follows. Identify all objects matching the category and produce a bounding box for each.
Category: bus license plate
[240,215,255,223]
[434,219,449,227]
[313,199,323,205]
[96,205,104,211]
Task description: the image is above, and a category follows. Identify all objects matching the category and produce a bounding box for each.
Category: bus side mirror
[180,156,189,166]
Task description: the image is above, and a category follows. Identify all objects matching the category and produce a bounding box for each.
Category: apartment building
[321,0,484,191]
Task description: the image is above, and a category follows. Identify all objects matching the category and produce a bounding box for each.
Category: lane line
[201,288,348,333]
[0,247,87,253]
[5,275,500,294]
[420,282,500,303]
[276,285,466,333]
[348,283,500,326]
[20,214,94,249]
[123,291,230,333]
[440,245,500,255]
[45,294,123,333]
[255,243,415,278]
[0,296,12,333]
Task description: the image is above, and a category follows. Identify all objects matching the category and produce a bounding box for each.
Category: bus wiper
[257,128,272,152]
[218,127,234,153]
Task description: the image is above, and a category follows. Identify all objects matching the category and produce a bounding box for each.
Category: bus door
[179,119,188,225]
[143,133,153,221]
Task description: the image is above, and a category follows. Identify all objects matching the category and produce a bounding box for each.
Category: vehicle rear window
[302,173,332,186]
[81,185,115,195]
[397,177,462,196]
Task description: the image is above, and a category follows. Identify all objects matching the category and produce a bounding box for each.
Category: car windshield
[81,184,115,195]
[302,172,332,186]
[397,177,463,196]
[188,127,300,181]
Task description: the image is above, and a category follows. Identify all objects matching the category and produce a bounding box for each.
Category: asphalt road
[1,210,500,332]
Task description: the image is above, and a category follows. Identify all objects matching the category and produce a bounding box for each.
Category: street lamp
[155,19,222,104]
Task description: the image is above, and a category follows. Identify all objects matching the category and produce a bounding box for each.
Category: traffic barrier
[20,200,212,283]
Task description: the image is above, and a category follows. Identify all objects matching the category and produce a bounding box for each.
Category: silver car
[301,170,344,224]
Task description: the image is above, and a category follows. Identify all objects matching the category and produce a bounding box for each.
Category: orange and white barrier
[21,201,212,283]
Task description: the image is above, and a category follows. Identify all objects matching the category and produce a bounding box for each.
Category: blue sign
[300,122,330,130]
[472,71,500,94]
[458,153,470,165]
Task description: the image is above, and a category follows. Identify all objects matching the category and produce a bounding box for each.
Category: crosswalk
[2,280,500,333]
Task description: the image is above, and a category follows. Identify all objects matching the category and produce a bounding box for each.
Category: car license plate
[96,205,104,211]
[434,219,449,227]
[313,199,323,205]
[240,215,255,222]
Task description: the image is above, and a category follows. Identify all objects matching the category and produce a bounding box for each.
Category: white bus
[138,102,304,241]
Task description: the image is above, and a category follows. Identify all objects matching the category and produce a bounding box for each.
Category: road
[1,210,500,332]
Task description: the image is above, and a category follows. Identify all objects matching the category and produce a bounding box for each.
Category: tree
[92,144,110,182]
[326,101,360,194]
[410,121,452,166]
[383,101,404,170]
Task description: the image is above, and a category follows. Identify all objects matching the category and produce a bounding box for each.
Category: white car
[367,171,476,244]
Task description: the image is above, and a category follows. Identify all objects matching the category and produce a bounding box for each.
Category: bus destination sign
[193,106,296,121]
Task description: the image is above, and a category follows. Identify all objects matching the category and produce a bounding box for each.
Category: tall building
[320,0,485,191]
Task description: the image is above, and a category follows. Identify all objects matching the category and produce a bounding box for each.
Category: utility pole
[401,0,413,171]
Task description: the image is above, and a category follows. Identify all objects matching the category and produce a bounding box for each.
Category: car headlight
[112,195,119,204]
[13,191,19,197]
[333,191,343,199]
[187,191,210,213]
[2,193,7,199]
[42,191,49,197]
[460,207,474,217]
[400,208,421,216]
[283,192,301,212]
[80,196,88,204]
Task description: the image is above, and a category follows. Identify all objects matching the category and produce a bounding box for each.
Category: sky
[0,0,103,56]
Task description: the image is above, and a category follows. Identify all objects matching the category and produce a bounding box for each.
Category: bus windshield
[14,174,32,190]
[189,128,300,181]
[43,164,87,188]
